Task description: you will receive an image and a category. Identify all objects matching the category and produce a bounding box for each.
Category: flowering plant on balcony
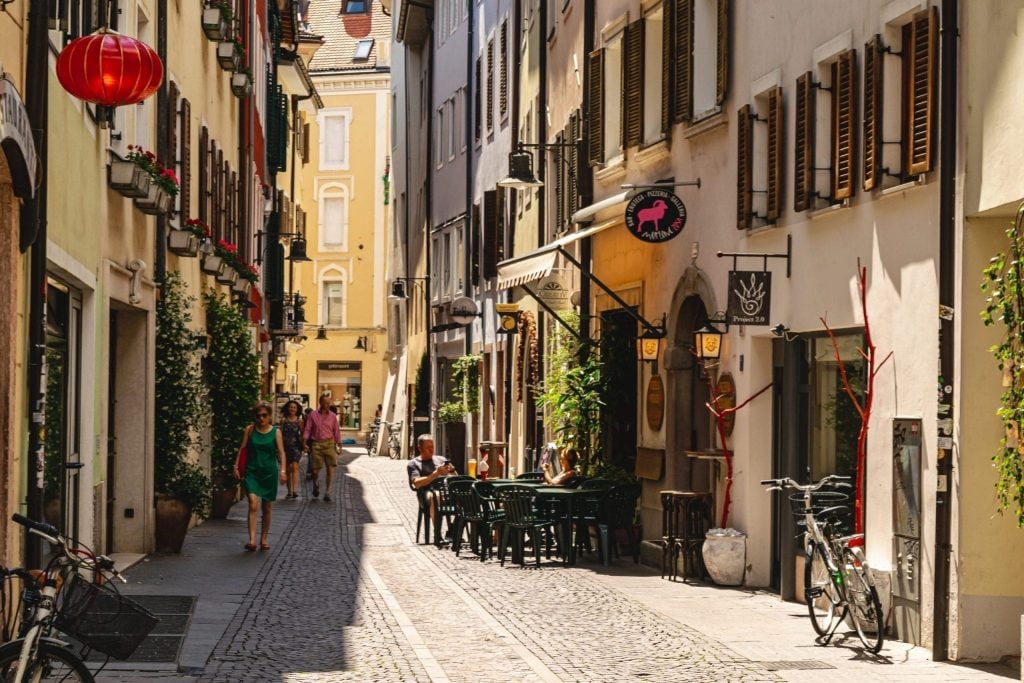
[214,239,238,262]
[236,262,259,284]
[126,144,179,196]
[184,218,211,241]
[154,167,180,196]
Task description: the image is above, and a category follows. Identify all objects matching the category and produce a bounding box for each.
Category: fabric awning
[496,219,619,290]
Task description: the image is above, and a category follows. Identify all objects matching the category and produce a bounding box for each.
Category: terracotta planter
[109,159,150,198]
[210,486,238,519]
[154,493,192,553]
[215,265,238,286]
[201,7,229,41]
[167,229,199,256]
[216,41,241,70]
[702,531,747,586]
[135,184,171,215]
[201,254,225,276]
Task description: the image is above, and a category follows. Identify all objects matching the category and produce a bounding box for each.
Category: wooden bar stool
[671,492,713,582]
[659,490,687,579]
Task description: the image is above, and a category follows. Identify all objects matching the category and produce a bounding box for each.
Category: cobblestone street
[99,449,1019,682]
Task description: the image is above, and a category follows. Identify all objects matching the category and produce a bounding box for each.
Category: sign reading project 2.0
[624,189,687,244]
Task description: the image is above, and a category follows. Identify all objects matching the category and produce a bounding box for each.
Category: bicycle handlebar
[759,474,851,491]
[12,514,59,541]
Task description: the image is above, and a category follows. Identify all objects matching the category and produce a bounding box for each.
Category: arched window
[319,184,348,251]
[320,266,348,328]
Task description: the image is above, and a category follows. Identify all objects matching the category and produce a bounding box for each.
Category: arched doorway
[665,295,713,492]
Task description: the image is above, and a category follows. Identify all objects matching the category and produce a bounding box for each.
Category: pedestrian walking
[233,401,287,551]
[303,393,341,502]
[279,400,306,498]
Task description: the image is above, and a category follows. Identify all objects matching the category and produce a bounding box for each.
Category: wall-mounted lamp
[288,236,311,262]
[315,326,328,340]
[496,150,543,189]
[636,331,662,363]
[354,335,368,351]
[390,276,429,299]
[694,324,724,361]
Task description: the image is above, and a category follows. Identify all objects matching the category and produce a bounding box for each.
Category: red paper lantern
[55,29,163,107]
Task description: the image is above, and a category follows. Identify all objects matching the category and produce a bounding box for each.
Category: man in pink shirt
[303,393,341,501]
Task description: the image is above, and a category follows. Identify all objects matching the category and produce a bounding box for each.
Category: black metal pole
[155,0,168,284]
[933,0,958,661]
[22,0,51,567]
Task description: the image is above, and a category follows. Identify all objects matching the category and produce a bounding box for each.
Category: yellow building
[286,0,391,441]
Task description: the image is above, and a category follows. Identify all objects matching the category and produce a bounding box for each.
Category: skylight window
[342,0,367,13]
[354,38,374,61]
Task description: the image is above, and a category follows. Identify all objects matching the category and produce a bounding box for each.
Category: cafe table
[534,486,610,565]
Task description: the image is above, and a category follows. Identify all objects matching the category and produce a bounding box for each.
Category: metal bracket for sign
[716,234,792,278]
[520,283,586,343]
[620,179,701,190]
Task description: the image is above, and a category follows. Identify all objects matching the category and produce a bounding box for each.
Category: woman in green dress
[233,402,287,551]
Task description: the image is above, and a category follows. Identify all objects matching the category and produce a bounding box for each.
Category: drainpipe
[504,0,524,456]
[578,0,595,361]
[425,28,434,436]
[155,0,168,284]
[22,0,50,568]
[464,0,474,362]
[932,0,958,662]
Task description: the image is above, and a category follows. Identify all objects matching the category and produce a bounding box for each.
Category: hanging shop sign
[646,375,665,431]
[726,270,772,326]
[495,303,521,334]
[0,79,37,200]
[716,373,737,436]
[533,273,571,309]
[623,189,687,244]
[450,296,480,326]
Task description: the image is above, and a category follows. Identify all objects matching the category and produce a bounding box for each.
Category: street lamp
[315,325,328,340]
[497,150,543,189]
[694,324,724,361]
[636,331,662,363]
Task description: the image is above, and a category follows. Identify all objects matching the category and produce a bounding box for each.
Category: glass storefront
[317,361,362,430]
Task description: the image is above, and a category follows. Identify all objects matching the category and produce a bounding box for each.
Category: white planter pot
[109,159,150,198]
[134,184,171,215]
[232,278,252,295]
[201,254,225,276]
[215,265,238,286]
[201,7,229,41]
[167,229,198,257]
[216,41,240,70]
[231,72,252,98]
[702,531,747,586]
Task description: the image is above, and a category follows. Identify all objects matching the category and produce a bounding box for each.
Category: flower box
[216,265,238,286]
[216,41,241,70]
[201,254,225,276]
[232,278,251,295]
[134,184,171,215]
[201,7,229,41]
[167,228,198,257]
[109,159,151,198]
[230,71,252,98]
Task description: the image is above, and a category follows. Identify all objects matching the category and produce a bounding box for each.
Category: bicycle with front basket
[760,475,885,653]
[0,513,159,681]
[384,420,404,459]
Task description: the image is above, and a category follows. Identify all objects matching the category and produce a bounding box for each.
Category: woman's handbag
[237,426,253,477]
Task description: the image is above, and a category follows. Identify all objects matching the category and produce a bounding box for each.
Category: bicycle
[0,513,159,681]
[384,421,403,459]
[366,417,381,456]
[760,475,885,653]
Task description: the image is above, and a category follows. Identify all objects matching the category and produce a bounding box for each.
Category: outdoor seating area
[417,475,643,569]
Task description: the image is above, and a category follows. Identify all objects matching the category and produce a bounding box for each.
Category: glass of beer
[467,458,477,478]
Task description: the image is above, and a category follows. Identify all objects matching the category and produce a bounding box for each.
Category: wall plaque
[646,375,665,431]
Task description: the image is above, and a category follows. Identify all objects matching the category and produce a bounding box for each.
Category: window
[342,0,367,13]
[447,96,456,161]
[642,4,666,145]
[320,186,348,250]
[807,333,864,482]
[864,7,938,190]
[602,32,623,162]
[474,58,482,143]
[737,85,783,229]
[499,20,509,120]
[318,111,350,170]
[324,282,346,326]
[354,38,374,61]
[486,39,495,133]
[671,0,730,124]
[436,105,445,167]
[482,189,505,278]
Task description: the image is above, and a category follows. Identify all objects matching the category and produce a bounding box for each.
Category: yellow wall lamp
[635,314,668,373]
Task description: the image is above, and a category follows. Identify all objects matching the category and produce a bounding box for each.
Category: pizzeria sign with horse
[624,189,686,244]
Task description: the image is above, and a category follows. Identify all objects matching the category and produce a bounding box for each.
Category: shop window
[317,361,362,431]
[807,332,864,482]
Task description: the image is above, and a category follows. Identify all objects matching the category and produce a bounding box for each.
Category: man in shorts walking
[303,394,341,501]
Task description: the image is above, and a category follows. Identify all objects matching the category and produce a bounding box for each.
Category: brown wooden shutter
[672,0,693,123]
[213,145,222,238]
[766,86,783,222]
[167,81,178,219]
[661,0,673,134]
[715,0,729,106]
[568,110,580,217]
[229,169,237,244]
[793,71,815,212]
[906,7,937,175]
[198,126,208,224]
[862,35,883,191]
[495,187,505,265]
[587,49,604,165]
[831,49,857,201]
[486,39,494,132]
[470,203,480,283]
[482,189,498,279]
[474,57,482,142]
[736,104,752,230]
[623,20,644,149]
[499,20,508,118]
[302,122,311,163]
[180,98,191,220]
[554,131,565,231]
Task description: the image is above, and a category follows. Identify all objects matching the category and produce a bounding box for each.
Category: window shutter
[623,20,644,149]
[736,104,752,230]
[198,126,208,224]
[474,57,482,142]
[554,130,565,231]
[482,189,498,279]
[499,20,508,118]
[180,98,191,221]
[229,169,237,243]
[213,146,222,238]
[831,49,857,201]
[766,86,783,222]
[302,122,311,163]
[486,40,494,132]
[167,81,178,219]
[295,118,305,164]
[715,0,729,106]
[568,110,580,217]
[661,0,673,134]
[672,0,693,123]
[862,35,883,191]
[495,187,505,265]
[470,203,480,284]
[793,71,815,212]
[587,49,604,165]
[906,7,937,175]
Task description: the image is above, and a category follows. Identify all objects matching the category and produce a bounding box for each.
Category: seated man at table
[542,447,580,486]
[408,434,456,533]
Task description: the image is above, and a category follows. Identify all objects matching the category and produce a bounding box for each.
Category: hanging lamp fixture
[55,28,163,106]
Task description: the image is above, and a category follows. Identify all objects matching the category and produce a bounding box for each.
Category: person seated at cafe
[542,447,580,486]
[408,434,456,528]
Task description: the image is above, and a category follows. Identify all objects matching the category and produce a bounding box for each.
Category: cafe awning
[496,218,619,289]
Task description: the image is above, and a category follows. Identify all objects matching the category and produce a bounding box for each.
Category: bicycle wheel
[388,438,401,460]
[0,638,94,682]
[804,543,841,636]
[843,547,884,653]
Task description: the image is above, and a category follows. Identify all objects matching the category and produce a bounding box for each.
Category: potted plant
[437,401,466,471]
[109,147,152,198]
[216,38,243,71]
[135,162,179,215]
[201,0,231,41]
[214,239,240,286]
[233,262,258,295]
[204,290,262,517]
[155,273,211,552]
[168,218,210,257]
[230,68,252,98]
